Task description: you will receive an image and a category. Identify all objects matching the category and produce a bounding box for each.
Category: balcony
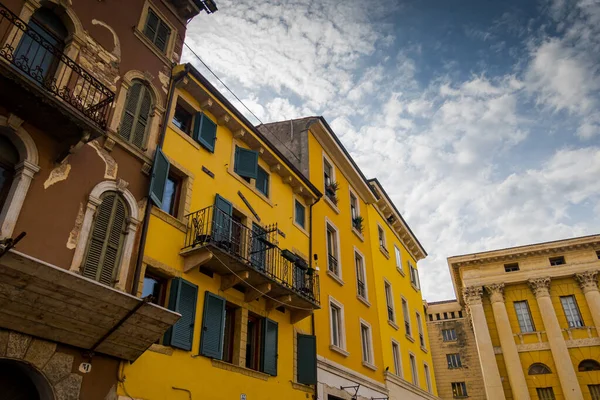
[180,206,320,321]
[0,3,114,150]
[167,0,218,19]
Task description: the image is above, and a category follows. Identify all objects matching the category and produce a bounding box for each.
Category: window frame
[514,300,536,333]
[384,279,396,323]
[354,248,368,301]
[255,165,270,197]
[394,245,404,274]
[504,262,520,272]
[325,219,342,280]
[560,295,584,328]
[136,1,176,58]
[402,297,412,338]
[377,224,387,252]
[442,328,457,342]
[293,197,306,231]
[409,261,421,290]
[447,353,462,369]
[409,352,418,386]
[322,153,337,207]
[536,387,556,400]
[118,80,154,150]
[359,318,375,367]
[172,99,194,135]
[160,173,181,217]
[416,311,425,349]
[452,382,468,398]
[549,256,566,266]
[424,363,433,393]
[391,340,402,376]
[329,296,346,351]
[589,385,600,400]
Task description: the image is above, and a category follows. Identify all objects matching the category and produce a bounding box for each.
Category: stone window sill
[133,28,172,66]
[420,346,428,354]
[380,246,390,259]
[357,295,371,307]
[211,359,269,381]
[293,220,309,238]
[388,320,399,330]
[352,227,364,242]
[327,270,345,286]
[148,343,174,356]
[411,283,420,292]
[397,267,405,276]
[406,334,415,343]
[169,122,201,150]
[227,168,274,207]
[151,206,187,233]
[106,131,152,164]
[324,195,340,214]
[329,344,349,357]
[291,382,314,393]
[362,361,377,371]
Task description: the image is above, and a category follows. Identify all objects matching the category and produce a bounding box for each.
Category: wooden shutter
[143,9,159,42]
[155,21,171,52]
[132,89,152,149]
[297,334,317,384]
[193,113,217,152]
[119,83,141,142]
[256,166,269,196]
[119,82,152,149]
[150,148,170,207]
[234,146,259,179]
[212,194,232,243]
[165,278,198,351]
[81,193,128,286]
[199,291,226,358]
[260,318,278,376]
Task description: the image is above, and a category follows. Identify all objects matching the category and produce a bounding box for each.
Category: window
[234,146,259,180]
[172,101,193,134]
[360,321,373,365]
[416,312,425,348]
[504,263,519,272]
[222,304,237,363]
[392,341,401,376]
[141,272,167,305]
[326,223,340,276]
[579,359,600,372]
[297,334,317,385]
[355,251,367,299]
[409,262,421,289]
[165,278,198,351]
[0,136,18,211]
[81,192,129,287]
[452,382,468,398]
[120,80,153,149]
[193,113,217,152]
[560,295,584,328]
[329,298,345,349]
[245,314,279,375]
[394,246,403,272]
[409,353,418,385]
[384,281,395,322]
[549,256,565,266]
[255,166,269,197]
[294,200,306,229]
[402,298,411,337]
[245,313,262,370]
[378,225,387,250]
[536,388,556,400]
[160,175,181,216]
[323,158,336,203]
[596,250,600,260]
[514,300,535,333]
[143,8,171,52]
[447,353,462,369]
[528,363,551,375]
[590,384,600,400]
[350,192,360,231]
[424,364,432,393]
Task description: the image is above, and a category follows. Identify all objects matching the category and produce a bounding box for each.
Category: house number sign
[79,362,92,373]
[240,395,246,400]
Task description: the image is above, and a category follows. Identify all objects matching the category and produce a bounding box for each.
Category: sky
[184,0,600,301]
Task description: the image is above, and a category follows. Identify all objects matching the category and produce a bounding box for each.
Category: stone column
[463,286,506,400]
[575,271,600,331]
[485,284,531,400]
[528,278,583,400]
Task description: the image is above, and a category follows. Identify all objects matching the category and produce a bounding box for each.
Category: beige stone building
[427,234,600,400]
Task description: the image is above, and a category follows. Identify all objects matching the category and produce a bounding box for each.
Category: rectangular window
[596,250,600,260]
[378,226,387,250]
[560,295,584,328]
[549,256,565,266]
[294,200,306,229]
[402,298,411,337]
[355,251,367,299]
[409,353,418,385]
[504,262,520,272]
[234,146,259,180]
[245,313,262,371]
[384,281,395,322]
[447,353,462,369]
[514,300,535,333]
[360,322,373,365]
[350,192,358,220]
[172,102,193,134]
[452,382,468,398]
[255,166,269,197]
[394,246,403,272]
[416,312,425,348]
[536,387,556,400]
[323,158,336,203]
[589,384,600,400]
[424,364,432,393]
[141,272,167,305]
[222,304,237,363]
[143,8,171,52]
[392,341,401,376]
[409,263,421,289]
[330,300,344,348]
[161,174,180,217]
[326,223,339,276]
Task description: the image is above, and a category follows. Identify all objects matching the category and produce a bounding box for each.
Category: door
[250,223,266,271]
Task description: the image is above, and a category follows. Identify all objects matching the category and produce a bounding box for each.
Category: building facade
[0,0,215,398]
[429,235,600,400]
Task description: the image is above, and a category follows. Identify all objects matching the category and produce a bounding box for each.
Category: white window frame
[560,295,584,328]
[293,195,308,234]
[329,296,347,352]
[452,382,468,398]
[514,300,535,333]
[349,188,362,236]
[402,297,412,338]
[409,261,421,290]
[322,152,339,211]
[416,311,425,349]
[354,247,368,302]
[447,353,462,369]
[394,245,404,274]
[409,352,418,386]
[135,0,178,60]
[424,362,433,393]
[392,340,402,377]
[442,328,457,342]
[377,223,387,251]
[359,318,375,368]
[384,279,396,323]
[325,218,343,282]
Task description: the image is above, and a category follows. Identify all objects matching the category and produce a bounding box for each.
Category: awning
[0,250,180,361]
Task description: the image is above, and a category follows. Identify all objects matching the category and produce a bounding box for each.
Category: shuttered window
[256,166,269,196]
[81,192,128,287]
[234,146,259,179]
[119,81,153,149]
[149,148,170,208]
[589,385,600,400]
[199,291,226,358]
[164,278,198,351]
[193,112,217,152]
[261,318,278,376]
[536,388,556,400]
[143,8,171,53]
[297,334,317,385]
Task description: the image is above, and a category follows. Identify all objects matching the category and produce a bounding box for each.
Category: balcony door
[212,195,233,248]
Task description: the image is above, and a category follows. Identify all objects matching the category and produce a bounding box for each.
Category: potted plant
[325,181,339,204]
[352,215,364,233]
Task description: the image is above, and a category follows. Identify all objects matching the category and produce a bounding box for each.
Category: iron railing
[328,254,338,275]
[357,280,366,298]
[405,321,411,336]
[387,306,395,322]
[184,206,320,305]
[0,3,114,129]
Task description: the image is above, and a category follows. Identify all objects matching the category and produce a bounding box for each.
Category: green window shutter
[82,193,128,286]
[234,146,258,179]
[260,318,278,376]
[255,166,269,196]
[143,9,159,42]
[199,291,226,358]
[212,194,232,243]
[193,113,217,152]
[149,148,170,207]
[119,82,153,149]
[165,278,198,351]
[155,21,171,52]
[119,82,141,142]
[131,89,152,149]
[297,334,317,385]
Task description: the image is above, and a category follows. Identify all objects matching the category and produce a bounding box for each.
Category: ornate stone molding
[528,277,551,298]
[575,270,599,294]
[463,286,483,305]
[485,283,505,303]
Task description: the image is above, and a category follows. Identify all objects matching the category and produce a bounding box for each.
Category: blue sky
[184,0,600,301]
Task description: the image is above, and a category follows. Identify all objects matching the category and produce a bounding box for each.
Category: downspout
[131,65,190,296]
[309,194,321,400]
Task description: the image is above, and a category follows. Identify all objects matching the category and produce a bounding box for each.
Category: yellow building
[429,235,600,400]
[259,118,438,400]
[119,64,323,400]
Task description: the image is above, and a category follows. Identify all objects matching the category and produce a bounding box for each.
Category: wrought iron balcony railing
[387,306,395,322]
[328,254,338,275]
[183,206,320,305]
[0,3,114,130]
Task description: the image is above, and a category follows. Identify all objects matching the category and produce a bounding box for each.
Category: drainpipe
[131,65,190,296]
[309,195,321,400]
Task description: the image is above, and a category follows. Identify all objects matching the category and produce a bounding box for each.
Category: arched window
[0,135,19,210]
[528,363,552,375]
[579,360,600,372]
[81,192,128,287]
[15,7,68,81]
[119,80,153,149]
